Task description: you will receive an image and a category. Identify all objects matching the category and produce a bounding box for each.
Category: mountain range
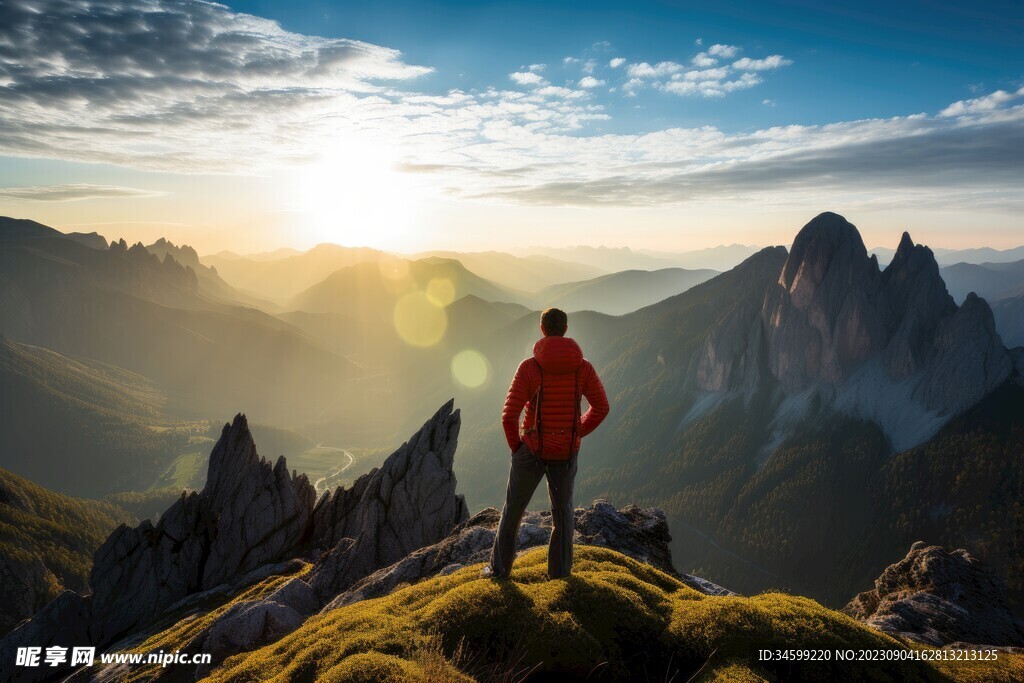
[0,210,1022,643]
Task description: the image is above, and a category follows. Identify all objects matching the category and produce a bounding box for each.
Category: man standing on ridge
[486,307,610,580]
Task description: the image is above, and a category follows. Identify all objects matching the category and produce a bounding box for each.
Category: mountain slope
[290,256,529,315]
[992,294,1024,348]
[413,249,608,292]
[940,259,1024,304]
[0,336,198,495]
[0,217,362,429]
[0,468,132,635]
[211,545,1021,683]
[536,267,718,315]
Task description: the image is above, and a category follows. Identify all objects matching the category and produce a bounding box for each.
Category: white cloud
[582,59,598,74]
[510,71,547,86]
[679,67,730,82]
[579,76,606,88]
[627,61,684,78]
[695,38,703,46]
[940,87,1024,117]
[535,85,587,99]
[528,63,547,72]
[763,99,776,107]
[692,53,718,68]
[2,0,1018,217]
[563,57,580,66]
[708,44,741,58]
[732,55,793,70]
[609,57,626,69]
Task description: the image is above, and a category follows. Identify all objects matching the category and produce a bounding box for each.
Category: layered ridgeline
[2,400,1021,682]
[453,212,1024,609]
[0,219,370,462]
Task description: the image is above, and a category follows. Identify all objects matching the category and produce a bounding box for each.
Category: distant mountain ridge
[537,267,718,316]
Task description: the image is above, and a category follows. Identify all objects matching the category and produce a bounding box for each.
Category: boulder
[844,541,1024,646]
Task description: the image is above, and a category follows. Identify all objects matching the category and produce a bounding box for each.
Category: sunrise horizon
[0,0,1020,255]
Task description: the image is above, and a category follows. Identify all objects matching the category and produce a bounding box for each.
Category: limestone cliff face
[763,212,889,391]
[695,212,1012,447]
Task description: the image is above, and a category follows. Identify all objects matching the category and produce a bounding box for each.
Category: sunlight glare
[292,133,424,250]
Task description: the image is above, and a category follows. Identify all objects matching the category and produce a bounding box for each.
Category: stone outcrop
[86,413,316,645]
[305,398,468,599]
[0,400,470,681]
[844,541,1024,647]
[323,499,733,612]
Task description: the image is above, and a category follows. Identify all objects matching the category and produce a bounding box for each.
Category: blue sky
[0,0,1020,253]
[225,0,1021,130]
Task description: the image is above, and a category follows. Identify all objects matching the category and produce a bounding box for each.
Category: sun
[290,133,423,250]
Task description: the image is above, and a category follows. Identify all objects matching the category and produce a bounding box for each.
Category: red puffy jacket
[501,336,610,460]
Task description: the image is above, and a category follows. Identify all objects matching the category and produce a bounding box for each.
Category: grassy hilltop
[206,546,1022,683]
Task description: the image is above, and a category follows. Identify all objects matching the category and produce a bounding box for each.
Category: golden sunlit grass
[116,563,310,682]
[205,546,1022,682]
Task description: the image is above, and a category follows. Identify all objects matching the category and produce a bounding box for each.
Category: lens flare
[379,257,410,281]
[393,291,446,347]
[426,277,456,306]
[451,349,489,388]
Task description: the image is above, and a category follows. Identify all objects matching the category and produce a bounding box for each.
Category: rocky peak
[880,232,956,379]
[780,212,879,306]
[306,399,468,600]
[913,292,1012,413]
[738,212,1015,449]
[85,413,316,645]
[0,400,470,656]
[844,541,1024,646]
[763,212,888,390]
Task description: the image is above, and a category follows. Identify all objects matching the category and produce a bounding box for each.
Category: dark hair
[540,308,568,336]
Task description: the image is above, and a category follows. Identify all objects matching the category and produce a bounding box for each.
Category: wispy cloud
[733,55,793,70]
[0,184,166,201]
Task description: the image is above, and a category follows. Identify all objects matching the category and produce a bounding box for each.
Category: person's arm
[578,362,609,438]
[501,360,532,453]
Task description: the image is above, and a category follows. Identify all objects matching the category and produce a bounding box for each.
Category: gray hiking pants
[489,442,578,579]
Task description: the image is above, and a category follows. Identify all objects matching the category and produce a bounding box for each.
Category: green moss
[203,546,1022,682]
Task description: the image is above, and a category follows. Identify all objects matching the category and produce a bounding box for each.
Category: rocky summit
[324,499,733,612]
[844,541,1024,647]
